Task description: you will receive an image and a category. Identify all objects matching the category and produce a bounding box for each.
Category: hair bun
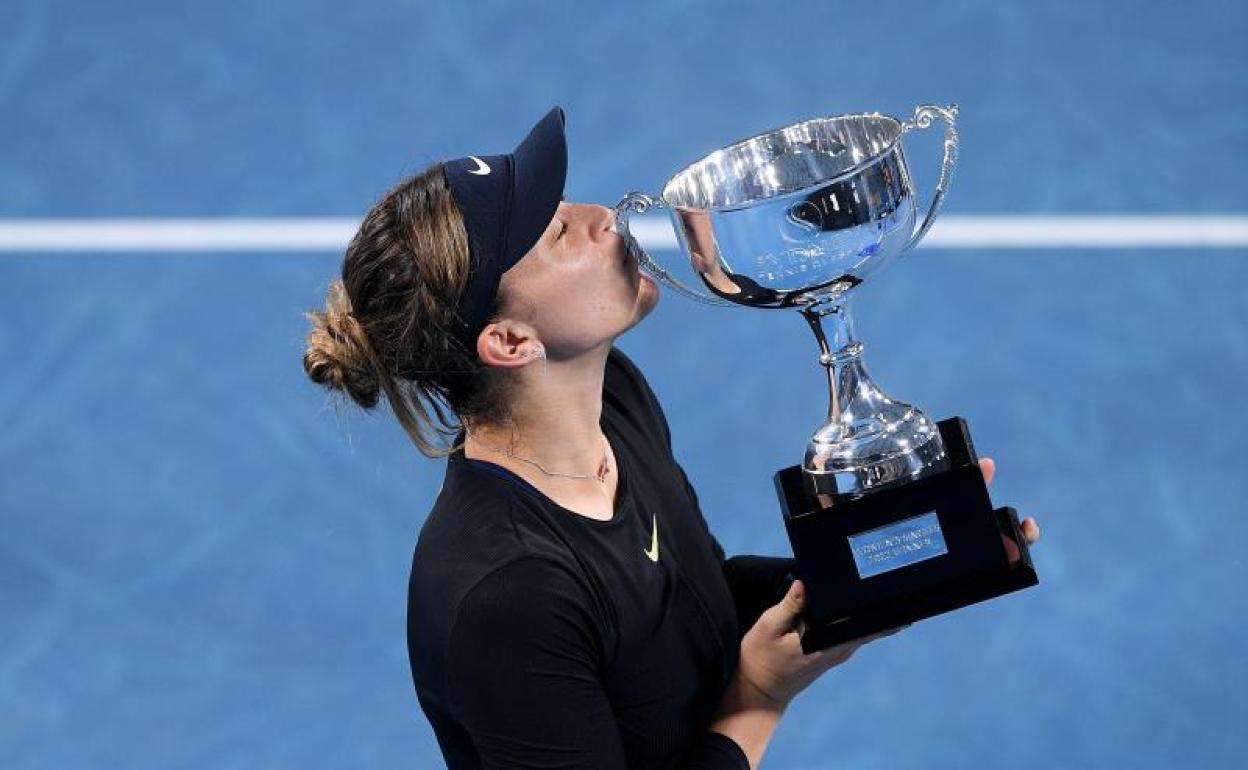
[303,280,382,408]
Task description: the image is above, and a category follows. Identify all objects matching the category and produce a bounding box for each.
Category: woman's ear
[476,320,541,369]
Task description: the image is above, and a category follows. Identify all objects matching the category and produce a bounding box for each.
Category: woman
[303,107,1040,770]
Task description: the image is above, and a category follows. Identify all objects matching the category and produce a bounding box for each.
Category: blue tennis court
[3,2,1245,768]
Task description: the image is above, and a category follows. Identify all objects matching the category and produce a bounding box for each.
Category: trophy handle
[613,191,733,306]
[901,104,959,251]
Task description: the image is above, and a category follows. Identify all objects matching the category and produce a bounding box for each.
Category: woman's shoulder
[415,463,549,574]
[409,461,594,609]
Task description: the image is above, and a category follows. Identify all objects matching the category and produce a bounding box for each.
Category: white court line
[0,216,1246,252]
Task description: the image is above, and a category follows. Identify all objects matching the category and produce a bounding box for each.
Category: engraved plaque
[848,511,948,579]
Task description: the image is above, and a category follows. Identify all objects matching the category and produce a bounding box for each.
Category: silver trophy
[616,105,1037,651]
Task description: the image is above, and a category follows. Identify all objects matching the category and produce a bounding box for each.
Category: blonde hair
[302,164,511,456]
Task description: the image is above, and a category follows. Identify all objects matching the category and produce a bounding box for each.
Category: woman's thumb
[759,578,806,636]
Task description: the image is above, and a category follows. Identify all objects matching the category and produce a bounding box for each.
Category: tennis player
[303,106,1040,770]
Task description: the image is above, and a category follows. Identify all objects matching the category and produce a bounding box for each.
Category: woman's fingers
[760,579,808,637]
[979,457,996,486]
[976,457,1041,546]
[1021,516,1041,544]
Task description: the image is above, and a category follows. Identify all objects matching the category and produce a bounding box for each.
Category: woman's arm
[707,674,786,770]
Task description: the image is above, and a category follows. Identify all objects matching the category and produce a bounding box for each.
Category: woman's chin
[636,273,660,316]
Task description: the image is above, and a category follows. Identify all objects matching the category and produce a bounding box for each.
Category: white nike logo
[643,514,659,562]
[467,156,491,175]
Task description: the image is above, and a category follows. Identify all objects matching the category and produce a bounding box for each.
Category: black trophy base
[775,417,1038,653]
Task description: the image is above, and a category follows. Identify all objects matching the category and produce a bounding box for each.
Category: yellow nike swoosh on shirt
[644,514,659,562]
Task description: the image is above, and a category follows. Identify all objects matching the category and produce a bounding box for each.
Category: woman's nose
[565,202,617,242]
[591,204,616,238]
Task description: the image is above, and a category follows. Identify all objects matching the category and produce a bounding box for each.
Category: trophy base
[775,417,1039,653]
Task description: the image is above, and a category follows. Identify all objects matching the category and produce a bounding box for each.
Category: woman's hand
[733,578,898,711]
[710,579,861,768]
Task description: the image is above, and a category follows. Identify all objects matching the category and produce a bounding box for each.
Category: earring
[529,345,547,376]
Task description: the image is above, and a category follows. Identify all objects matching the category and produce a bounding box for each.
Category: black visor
[443,106,567,349]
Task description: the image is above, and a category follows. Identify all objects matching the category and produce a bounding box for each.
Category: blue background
[2,1,1245,768]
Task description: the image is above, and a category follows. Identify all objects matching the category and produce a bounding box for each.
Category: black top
[407,348,796,770]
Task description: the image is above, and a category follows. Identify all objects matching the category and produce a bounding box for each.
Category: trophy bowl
[616,104,961,498]
[617,104,1038,652]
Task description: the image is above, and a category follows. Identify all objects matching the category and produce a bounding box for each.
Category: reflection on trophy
[616,105,1038,652]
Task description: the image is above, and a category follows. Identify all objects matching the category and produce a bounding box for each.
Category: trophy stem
[799,300,948,500]
[799,301,859,428]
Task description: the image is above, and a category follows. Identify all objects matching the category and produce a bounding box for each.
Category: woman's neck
[463,346,621,520]
[466,345,610,473]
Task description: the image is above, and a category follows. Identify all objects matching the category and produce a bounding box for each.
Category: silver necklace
[479,434,612,483]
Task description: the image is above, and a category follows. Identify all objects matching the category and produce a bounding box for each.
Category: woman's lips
[615,233,634,266]
[618,231,643,266]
